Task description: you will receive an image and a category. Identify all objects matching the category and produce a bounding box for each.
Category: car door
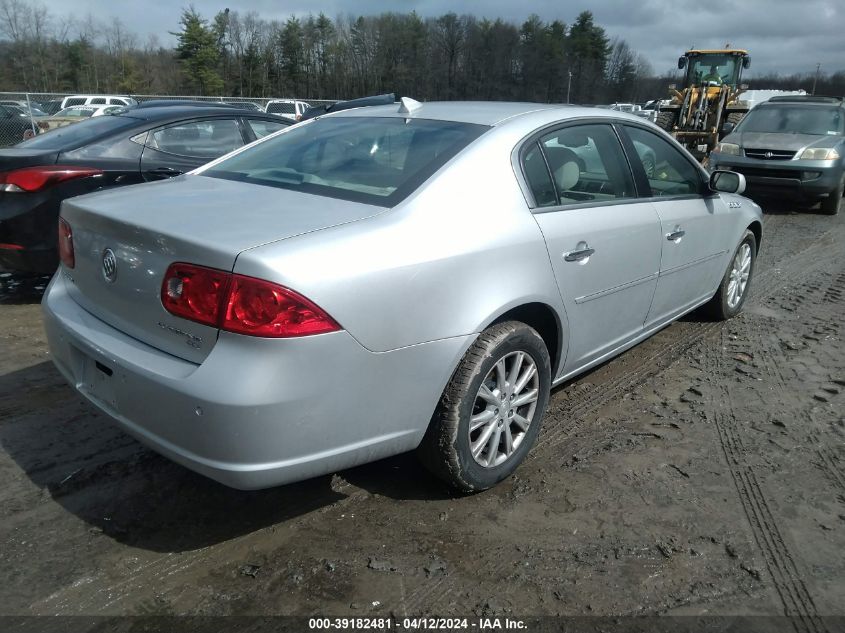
[140,117,249,181]
[523,122,663,373]
[620,124,731,326]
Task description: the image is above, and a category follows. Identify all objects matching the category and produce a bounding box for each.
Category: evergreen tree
[172,7,223,95]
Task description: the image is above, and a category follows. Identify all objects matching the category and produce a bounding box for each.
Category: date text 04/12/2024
[308,618,528,630]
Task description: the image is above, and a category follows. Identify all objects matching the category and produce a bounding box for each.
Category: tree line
[1,0,843,104]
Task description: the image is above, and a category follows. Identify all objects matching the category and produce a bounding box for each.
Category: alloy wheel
[469,351,539,468]
[727,242,751,308]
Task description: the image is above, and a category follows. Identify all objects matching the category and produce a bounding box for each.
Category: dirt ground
[1,203,843,630]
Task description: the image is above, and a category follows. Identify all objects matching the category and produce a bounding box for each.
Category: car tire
[820,176,843,216]
[724,111,746,134]
[418,321,551,493]
[705,229,756,321]
[656,111,677,133]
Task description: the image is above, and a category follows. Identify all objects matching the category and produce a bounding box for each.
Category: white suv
[265,99,311,121]
[59,95,138,109]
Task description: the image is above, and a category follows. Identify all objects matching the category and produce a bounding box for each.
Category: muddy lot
[1,204,843,629]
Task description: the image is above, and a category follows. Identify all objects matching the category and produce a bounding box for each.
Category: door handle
[666,228,686,242]
[563,246,595,262]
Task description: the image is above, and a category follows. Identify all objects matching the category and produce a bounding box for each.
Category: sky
[49,0,844,77]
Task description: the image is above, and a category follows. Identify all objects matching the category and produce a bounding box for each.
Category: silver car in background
[43,99,762,492]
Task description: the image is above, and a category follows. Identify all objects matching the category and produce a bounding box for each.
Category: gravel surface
[0,204,843,624]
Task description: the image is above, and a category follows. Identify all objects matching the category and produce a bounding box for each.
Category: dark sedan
[0,104,38,146]
[0,105,291,273]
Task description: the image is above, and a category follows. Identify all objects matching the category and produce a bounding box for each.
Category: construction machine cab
[678,50,750,88]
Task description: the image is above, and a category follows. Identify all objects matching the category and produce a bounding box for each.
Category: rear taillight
[58,218,75,269]
[161,263,231,328]
[0,166,103,193]
[161,263,341,338]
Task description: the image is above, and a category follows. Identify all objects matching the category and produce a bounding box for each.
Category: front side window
[149,119,244,158]
[624,126,703,197]
[533,124,635,205]
[204,117,487,206]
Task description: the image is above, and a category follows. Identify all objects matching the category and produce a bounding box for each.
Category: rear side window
[64,98,85,107]
[532,124,635,205]
[91,98,106,104]
[522,144,556,208]
[149,119,245,158]
[247,118,288,139]
[17,115,137,149]
[205,117,488,206]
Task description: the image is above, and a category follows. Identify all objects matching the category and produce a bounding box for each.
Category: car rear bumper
[710,153,843,199]
[0,191,60,273]
[0,244,56,273]
[42,274,469,489]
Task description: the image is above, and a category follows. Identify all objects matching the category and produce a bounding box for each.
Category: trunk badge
[102,248,118,283]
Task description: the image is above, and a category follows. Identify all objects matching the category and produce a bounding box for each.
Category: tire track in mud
[402,215,845,615]
[805,270,845,493]
[704,267,843,633]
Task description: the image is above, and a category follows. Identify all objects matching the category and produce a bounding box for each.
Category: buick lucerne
[42,99,762,492]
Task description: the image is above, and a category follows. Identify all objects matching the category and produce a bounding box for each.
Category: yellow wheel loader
[656,49,751,161]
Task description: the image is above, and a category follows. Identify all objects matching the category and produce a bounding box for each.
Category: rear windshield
[739,105,844,136]
[204,116,488,206]
[17,115,137,149]
[267,102,296,114]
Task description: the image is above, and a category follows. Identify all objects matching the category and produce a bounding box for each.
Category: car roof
[115,105,285,121]
[327,100,628,127]
[763,96,844,107]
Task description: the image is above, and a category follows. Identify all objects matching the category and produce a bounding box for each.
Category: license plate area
[79,352,118,409]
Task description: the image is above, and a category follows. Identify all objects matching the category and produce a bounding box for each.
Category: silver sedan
[43,99,762,491]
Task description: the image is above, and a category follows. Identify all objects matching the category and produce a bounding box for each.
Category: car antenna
[398,97,422,114]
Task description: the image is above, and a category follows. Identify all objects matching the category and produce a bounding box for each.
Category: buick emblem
[102,248,117,283]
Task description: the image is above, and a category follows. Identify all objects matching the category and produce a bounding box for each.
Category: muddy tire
[418,321,551,493]
[724,111,746,132]
[656,111,677,133]
[705,229,756,321]
[820,176,843,215]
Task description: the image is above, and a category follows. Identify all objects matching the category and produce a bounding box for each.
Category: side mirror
[709,170,746,195]
[677,56,687,70]
[721,121,736,135]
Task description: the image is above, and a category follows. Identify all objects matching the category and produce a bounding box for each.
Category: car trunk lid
[60,174,385,363]
[0,149,60,172]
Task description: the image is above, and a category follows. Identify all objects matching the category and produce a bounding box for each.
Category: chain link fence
[0,92,338,148]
